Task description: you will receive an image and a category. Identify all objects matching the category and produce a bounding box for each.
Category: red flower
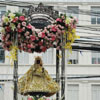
[51,35,56,41]
[27,44,31,48]
[56,18,62,22]
[19,16,25,21]
[30,35,36,41]
[39,41,43,46]
[41,32,45,38]
[51,26,57,32]
[12,17,18,23]
[6,27,11,32]
[18,28,23,33]
[42,47,47,52]
[27,24,32,29]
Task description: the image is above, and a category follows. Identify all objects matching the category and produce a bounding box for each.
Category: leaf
[15,12,23,17]
[5,10,11,16]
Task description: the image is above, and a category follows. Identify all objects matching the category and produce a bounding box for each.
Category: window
[19,6,29,13]
[91,6,100,24]
[0,46,5,63]
[67,84,79,100]
[67,6,79,19]
[18,51,29,64]
[0,6,6,23]
[68,51,78,64]
[42,48,54,65]
[92,52,100,64]
[92,85,100,100]
[0,84,4,100]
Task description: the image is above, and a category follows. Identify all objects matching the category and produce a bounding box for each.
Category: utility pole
[13,32,18,100]
[61,34,66,100]
[56,50,60,100]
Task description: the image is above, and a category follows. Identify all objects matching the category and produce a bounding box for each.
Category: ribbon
[6,45,18,65]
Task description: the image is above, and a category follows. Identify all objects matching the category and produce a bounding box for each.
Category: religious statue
[18,56,60,99]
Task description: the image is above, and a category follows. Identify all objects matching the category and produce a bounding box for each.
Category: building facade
[0,0,100,100]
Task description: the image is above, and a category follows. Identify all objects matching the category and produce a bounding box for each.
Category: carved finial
[24,3,58,19]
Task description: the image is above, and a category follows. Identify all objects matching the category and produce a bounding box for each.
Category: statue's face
[35,57,43,66]
[36,60,40,64]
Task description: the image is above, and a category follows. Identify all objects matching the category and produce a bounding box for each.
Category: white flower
[3,16,9,23]
[9,13,15,20]
[1,28,5,34]
[10,23,15,31]
[65,17,71,24]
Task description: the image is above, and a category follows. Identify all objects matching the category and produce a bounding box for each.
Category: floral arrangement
[27,95,54,100]
[1,11,78,53]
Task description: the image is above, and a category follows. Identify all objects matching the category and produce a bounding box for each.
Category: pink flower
[12,17,18,23]
[51,26,57,32]
[19,16,25,21]
[47,25,52,28]
[32,26,35,31]
[18,28,23,33]
[46,99,50,100]
[41,32,45,38]
[25,31,30,36]
[31,44,35,48]
[28,97,33,100]
[56,18,62,22]
[30,35,36,41]
[45,36,48,39]
[22,27,25,31]
[28,49,32,53]
[27,24,32,29]
[51,35,56,41]
[17,23,21,28]
[27,44,31,48]
[22,22,26,26]
[56,46,60,50]
[2,35,5,41]
[61,16,65,19]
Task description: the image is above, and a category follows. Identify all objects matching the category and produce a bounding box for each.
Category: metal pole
[61,35,65,100]
[56,50,60,100]
[13,32,18,100]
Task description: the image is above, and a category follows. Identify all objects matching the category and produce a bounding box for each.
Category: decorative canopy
[1,3,78,53]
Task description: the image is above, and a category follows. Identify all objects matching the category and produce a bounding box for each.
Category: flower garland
[1,11,78,53]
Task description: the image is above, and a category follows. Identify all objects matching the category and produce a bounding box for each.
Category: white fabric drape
[18,51,29,64]
[42,48,54,65]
